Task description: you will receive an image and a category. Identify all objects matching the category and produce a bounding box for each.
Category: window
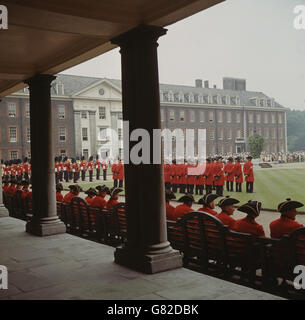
[218,128,223,140]
[8,102,16,117]
[248,112,253,123]
[256,113,261,124]
[249,127,254,136]
[190,110,195,122]
[118,112,123,120]
[226,111,231,123]
[236,129,242,138]
[236,112,241,123]
[265,128,269,138]
[58,105,65,119]
[10,151,18,160]
[118,128,122,140]
[278,113,282,124]
[99,128,107,140]
[83,149,89,159]
[279,128,283,139]
[169,110,175,121]
[59,127,66,142]
[260,99,265,107]
[227,128,232,140]
[56,83,64,95]
[82,128,88,141]
[161,109,164,122]
[271,128,276,139]
[257,127,262,136]
[217,111,223,123]
[99,107,106,120]
[209,129,215,140]
[209,111,214,122]
[264,113,269,124]
[199,111,205,122]
[180,111,185,122]
[26,128,31,143]
[271,113,276,124]
[81,111,87,119]
[9,127,17,142]
[25,103,30,118]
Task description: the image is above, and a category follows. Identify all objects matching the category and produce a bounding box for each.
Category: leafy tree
[247,134,264,158]
[287,109,305,151]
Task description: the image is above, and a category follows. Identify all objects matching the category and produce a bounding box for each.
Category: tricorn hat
[110,187,123,198]
[96,185,110,194]
[198,194,219,205]
[238,200,262,217]
[165,189,176,201]
[68,184,82,192]
[218,196,240,207]
[84,188,97,196]
[277,198,304,213]
[56,183,63,192]
[178,194,194,203]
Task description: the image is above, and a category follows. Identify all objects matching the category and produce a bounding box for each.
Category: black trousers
[89,170,93,182]
[226,181,233,192]
[114,179,118,188]
[215,185,223,196]
[236,182,242,192]
[119,180,123,188]
[73,172,78,183]
[180,184,186,194]
[205,185,212,194]
[187,184,194,194]
[246,182,254,193]
[96,169,100,180]
[55,173,59,184]
[81,170,86,181]
[195,185,203,195]
[69,171,73,181]
[59,171,63,182]
[103,170,107,181]
[64,171,69,182]
[165,182,171,190]
[24,172,30,183]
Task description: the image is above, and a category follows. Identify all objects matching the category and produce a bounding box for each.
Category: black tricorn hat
[218,196,240,207]
[238,200,262,217]
[68,184,82,192]
[198,193,219,205]
[178,193,194,203]
[56,183,63,192]
[165,189,176,201]
[96,185,110,194]
[277,198,304,213]
[110,187,123,198]
[85,188,97,196]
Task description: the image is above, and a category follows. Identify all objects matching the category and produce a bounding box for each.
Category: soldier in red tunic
[197,193,219,216]
[224,157,234,192]
[23,157,30,183]
[106,187,123,210]
[243,155,254,193]
[84,188,97,206]
[213,156,225,196]
[165,189,176,221]
[54,157,60,184]
[233,200,265,237]
[270,199,304,239]
[173,194,194,221]
[216,196,240,229]
[204,158,213,195]
[233,157,243,192]
[88,156,94,182]
[101,158,108,181]
[95,155,101,180]
[80,156,87,182]
[117,159,124,188]
[111,161,118,188]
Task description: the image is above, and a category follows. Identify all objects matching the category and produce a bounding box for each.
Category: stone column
[24,74,66,236]
[0,165,9,217]
[74,110,82,156]
[111,25,182,274]
[88,111,97,155]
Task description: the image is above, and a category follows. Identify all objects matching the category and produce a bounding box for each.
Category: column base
[114,245,183,274]
[26,217,66,236]
[0,204,9,217]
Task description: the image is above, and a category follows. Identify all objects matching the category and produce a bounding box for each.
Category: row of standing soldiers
[1,158,31,183]
[163,155,254,196]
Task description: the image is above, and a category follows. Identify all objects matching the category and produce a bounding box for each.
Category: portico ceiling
[0,0,224,98]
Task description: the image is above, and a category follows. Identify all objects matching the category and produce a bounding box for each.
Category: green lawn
[173,168,305,211]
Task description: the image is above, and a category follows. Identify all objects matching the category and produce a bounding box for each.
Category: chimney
[204,80,209,88]
[195,79,202,88]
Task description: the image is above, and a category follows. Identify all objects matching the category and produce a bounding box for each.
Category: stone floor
[0,217,284,300]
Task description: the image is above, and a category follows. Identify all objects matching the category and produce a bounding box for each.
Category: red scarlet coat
[56,192,64,203]
[224,162,235,182]
[90,195,107,209]
[85,196,94,206]
[169,164,176,184]
[270,216,303,239]
[216,211,236,229]
[233,162,243,183]
[164,164,170,183]
[106,199,118,210]
[204,162,213,185]
[173,204,193,221]
[198,206,218,216]
[117,162,124,181]
[213,162,225,186]
[243,161,254,182]
[88,161,93,171]
[63,192,76,204]
[233,217,265,237]
[166,202,176,221]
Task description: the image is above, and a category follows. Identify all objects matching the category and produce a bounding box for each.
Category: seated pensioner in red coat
[173,194,195,221]
[233,200,265,237]
[106,187,123,210]
[84,188,97,206]
[198,193,219,216]
[270,199,304,239]
[216,196,240,229]
[63,184,82,203]
[165,189,176,221]
[90,185,109,209]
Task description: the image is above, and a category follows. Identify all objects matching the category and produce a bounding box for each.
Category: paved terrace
[0,217,283,300]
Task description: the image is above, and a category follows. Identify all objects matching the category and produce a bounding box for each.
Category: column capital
[24,74,56,87]
[111,24,167,48]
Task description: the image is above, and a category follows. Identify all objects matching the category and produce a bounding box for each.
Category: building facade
[0,75,287,160]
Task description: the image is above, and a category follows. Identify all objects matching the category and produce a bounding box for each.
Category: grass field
[62,167,305,211]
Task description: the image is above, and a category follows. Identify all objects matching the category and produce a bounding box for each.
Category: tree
[247,134,264,158]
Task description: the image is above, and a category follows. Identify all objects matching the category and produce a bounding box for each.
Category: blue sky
[62,0,305,110]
